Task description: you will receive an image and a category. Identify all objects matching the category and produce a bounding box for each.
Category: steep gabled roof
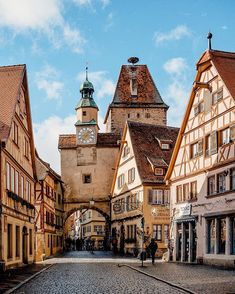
[104,64,168,123]
[36,151,62,181]
[166,49,235,181]
[128,121,179,184]
[0,65,25,141]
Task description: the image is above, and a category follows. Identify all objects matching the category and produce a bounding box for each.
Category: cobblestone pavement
[130,262,235,294]
[14,263,186,294]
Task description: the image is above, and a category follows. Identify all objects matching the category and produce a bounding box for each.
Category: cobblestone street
[5,251,234,294]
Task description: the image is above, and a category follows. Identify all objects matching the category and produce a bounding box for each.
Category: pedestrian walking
[147,238,158,265]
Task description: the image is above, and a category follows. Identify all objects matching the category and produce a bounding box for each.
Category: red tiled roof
[128,121,179,183]
[58,133,120,149]
[0,65,25,141]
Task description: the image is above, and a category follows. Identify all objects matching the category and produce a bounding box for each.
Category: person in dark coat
[147,238,158,265]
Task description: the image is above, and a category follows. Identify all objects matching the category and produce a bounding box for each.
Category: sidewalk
[0,263,50,294]
[128,262,235,294]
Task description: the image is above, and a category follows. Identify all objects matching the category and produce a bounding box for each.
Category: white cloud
[163,57,188,76]
[77,70,115,99]
[163,57,190,127]
[0,0,85,53]
[153,25,191,45]
[34,113,106,173]
[100,0,110,9]
[221,25,228,30]
[105,12,114,31]
[36,65,64,101]
[73,0,110,9]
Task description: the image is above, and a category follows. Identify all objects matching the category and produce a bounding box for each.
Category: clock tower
[75,68,99,145]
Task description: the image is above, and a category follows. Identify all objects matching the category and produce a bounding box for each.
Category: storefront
[172,203,197,263]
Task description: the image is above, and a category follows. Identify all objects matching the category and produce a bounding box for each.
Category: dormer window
[155,168,164,176]
[130,78,137,96]
[161,143,170,150]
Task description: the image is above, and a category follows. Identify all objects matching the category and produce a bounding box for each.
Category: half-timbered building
[111,121,178,256]
[166,48,235,267]
[0,65,36,270]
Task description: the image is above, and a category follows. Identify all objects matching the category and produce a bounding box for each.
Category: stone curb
[118,264,198,294]
[4,264,54,294]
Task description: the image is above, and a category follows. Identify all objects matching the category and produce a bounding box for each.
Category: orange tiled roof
[0,64,25,141]
[197,50,235,99]
[128,121,179,184]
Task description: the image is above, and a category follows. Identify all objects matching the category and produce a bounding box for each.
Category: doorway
[22,226,28,264]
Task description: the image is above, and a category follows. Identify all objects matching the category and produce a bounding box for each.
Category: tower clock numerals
[78,127,95,144]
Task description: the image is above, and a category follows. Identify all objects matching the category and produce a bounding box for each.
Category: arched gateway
[58,69,120,245]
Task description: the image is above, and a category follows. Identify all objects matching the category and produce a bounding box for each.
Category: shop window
[7,224,13,259]
[230,169,235,191]
[15,225,20,257]
[207,219,215,254]
[83,174,91,184]
[176,185,182,202]
[217,173,226,193]
[218,218,226,254]
[153,224,162,241]
[208,176,216,195]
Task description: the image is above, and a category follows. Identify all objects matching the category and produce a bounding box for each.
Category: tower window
[127,113,130,118]
[83,174,91,184]
[137,113,140,118]
[83,111,87,116]
[145,113,150,118]
[130,79,137,96]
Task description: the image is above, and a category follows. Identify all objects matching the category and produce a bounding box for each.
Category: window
[145,113,150,118]
[208,219,216,254]
[7,224,12,259]
[161,143,170,150]
[127,225,136,239]
[153,224,162,241]
[130,78,137,96]
[217,173,226,193]
[127,193,140,211]
[127,113,130,118]
[82,111,86,116]
[128,168,135,183]
[21,176,24,198]
[194,102,204,115]
[190,181,197,199]
[13,122,18,145]
[164,190,170,204]
[26,180,30,202]
[210,131,218,155]
[232,217,235,255]
[148,189,163,204]
[123,145,130,157]
[6,162,10,190]
[176,185,182,202]
[164,225,169,243]
[212,88,223,104]
[208,176,216,195]
[221,128,230,145]
[137,113,140,118]
[191,140,203,158]
[183,183,189,201]
[15,171,19,195]
[24,137,29,158]
[94,225,103,235]
[218,218,226,254]
[11,166,15,192]
[205,135,211,157]
[230,125,235,141]
[230,169,235,190]
[29,229,33,255]
[83,174,91,184]
[155,168,164,176]
[118,174,125,189]
[15,226,20,257]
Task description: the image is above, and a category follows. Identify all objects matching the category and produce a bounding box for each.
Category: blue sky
[0,0,234,172]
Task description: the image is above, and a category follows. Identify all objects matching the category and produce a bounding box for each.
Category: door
[22,226,28,264]
[119,225,125,254]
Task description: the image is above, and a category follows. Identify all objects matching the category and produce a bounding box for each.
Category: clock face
[78,127,96,144]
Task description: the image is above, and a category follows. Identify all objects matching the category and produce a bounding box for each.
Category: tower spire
[207,31,213,50]
[86,65,88,81]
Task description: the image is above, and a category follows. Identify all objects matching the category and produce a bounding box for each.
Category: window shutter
[198,139,203,156]
[210,131,218,155]
[204,90,212,112]
[148,189,153,204]
[230,125,235,141]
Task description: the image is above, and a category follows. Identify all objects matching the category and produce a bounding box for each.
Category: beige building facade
[0,65,36,270]
[166,48,235,267]
[111,121,178,256]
